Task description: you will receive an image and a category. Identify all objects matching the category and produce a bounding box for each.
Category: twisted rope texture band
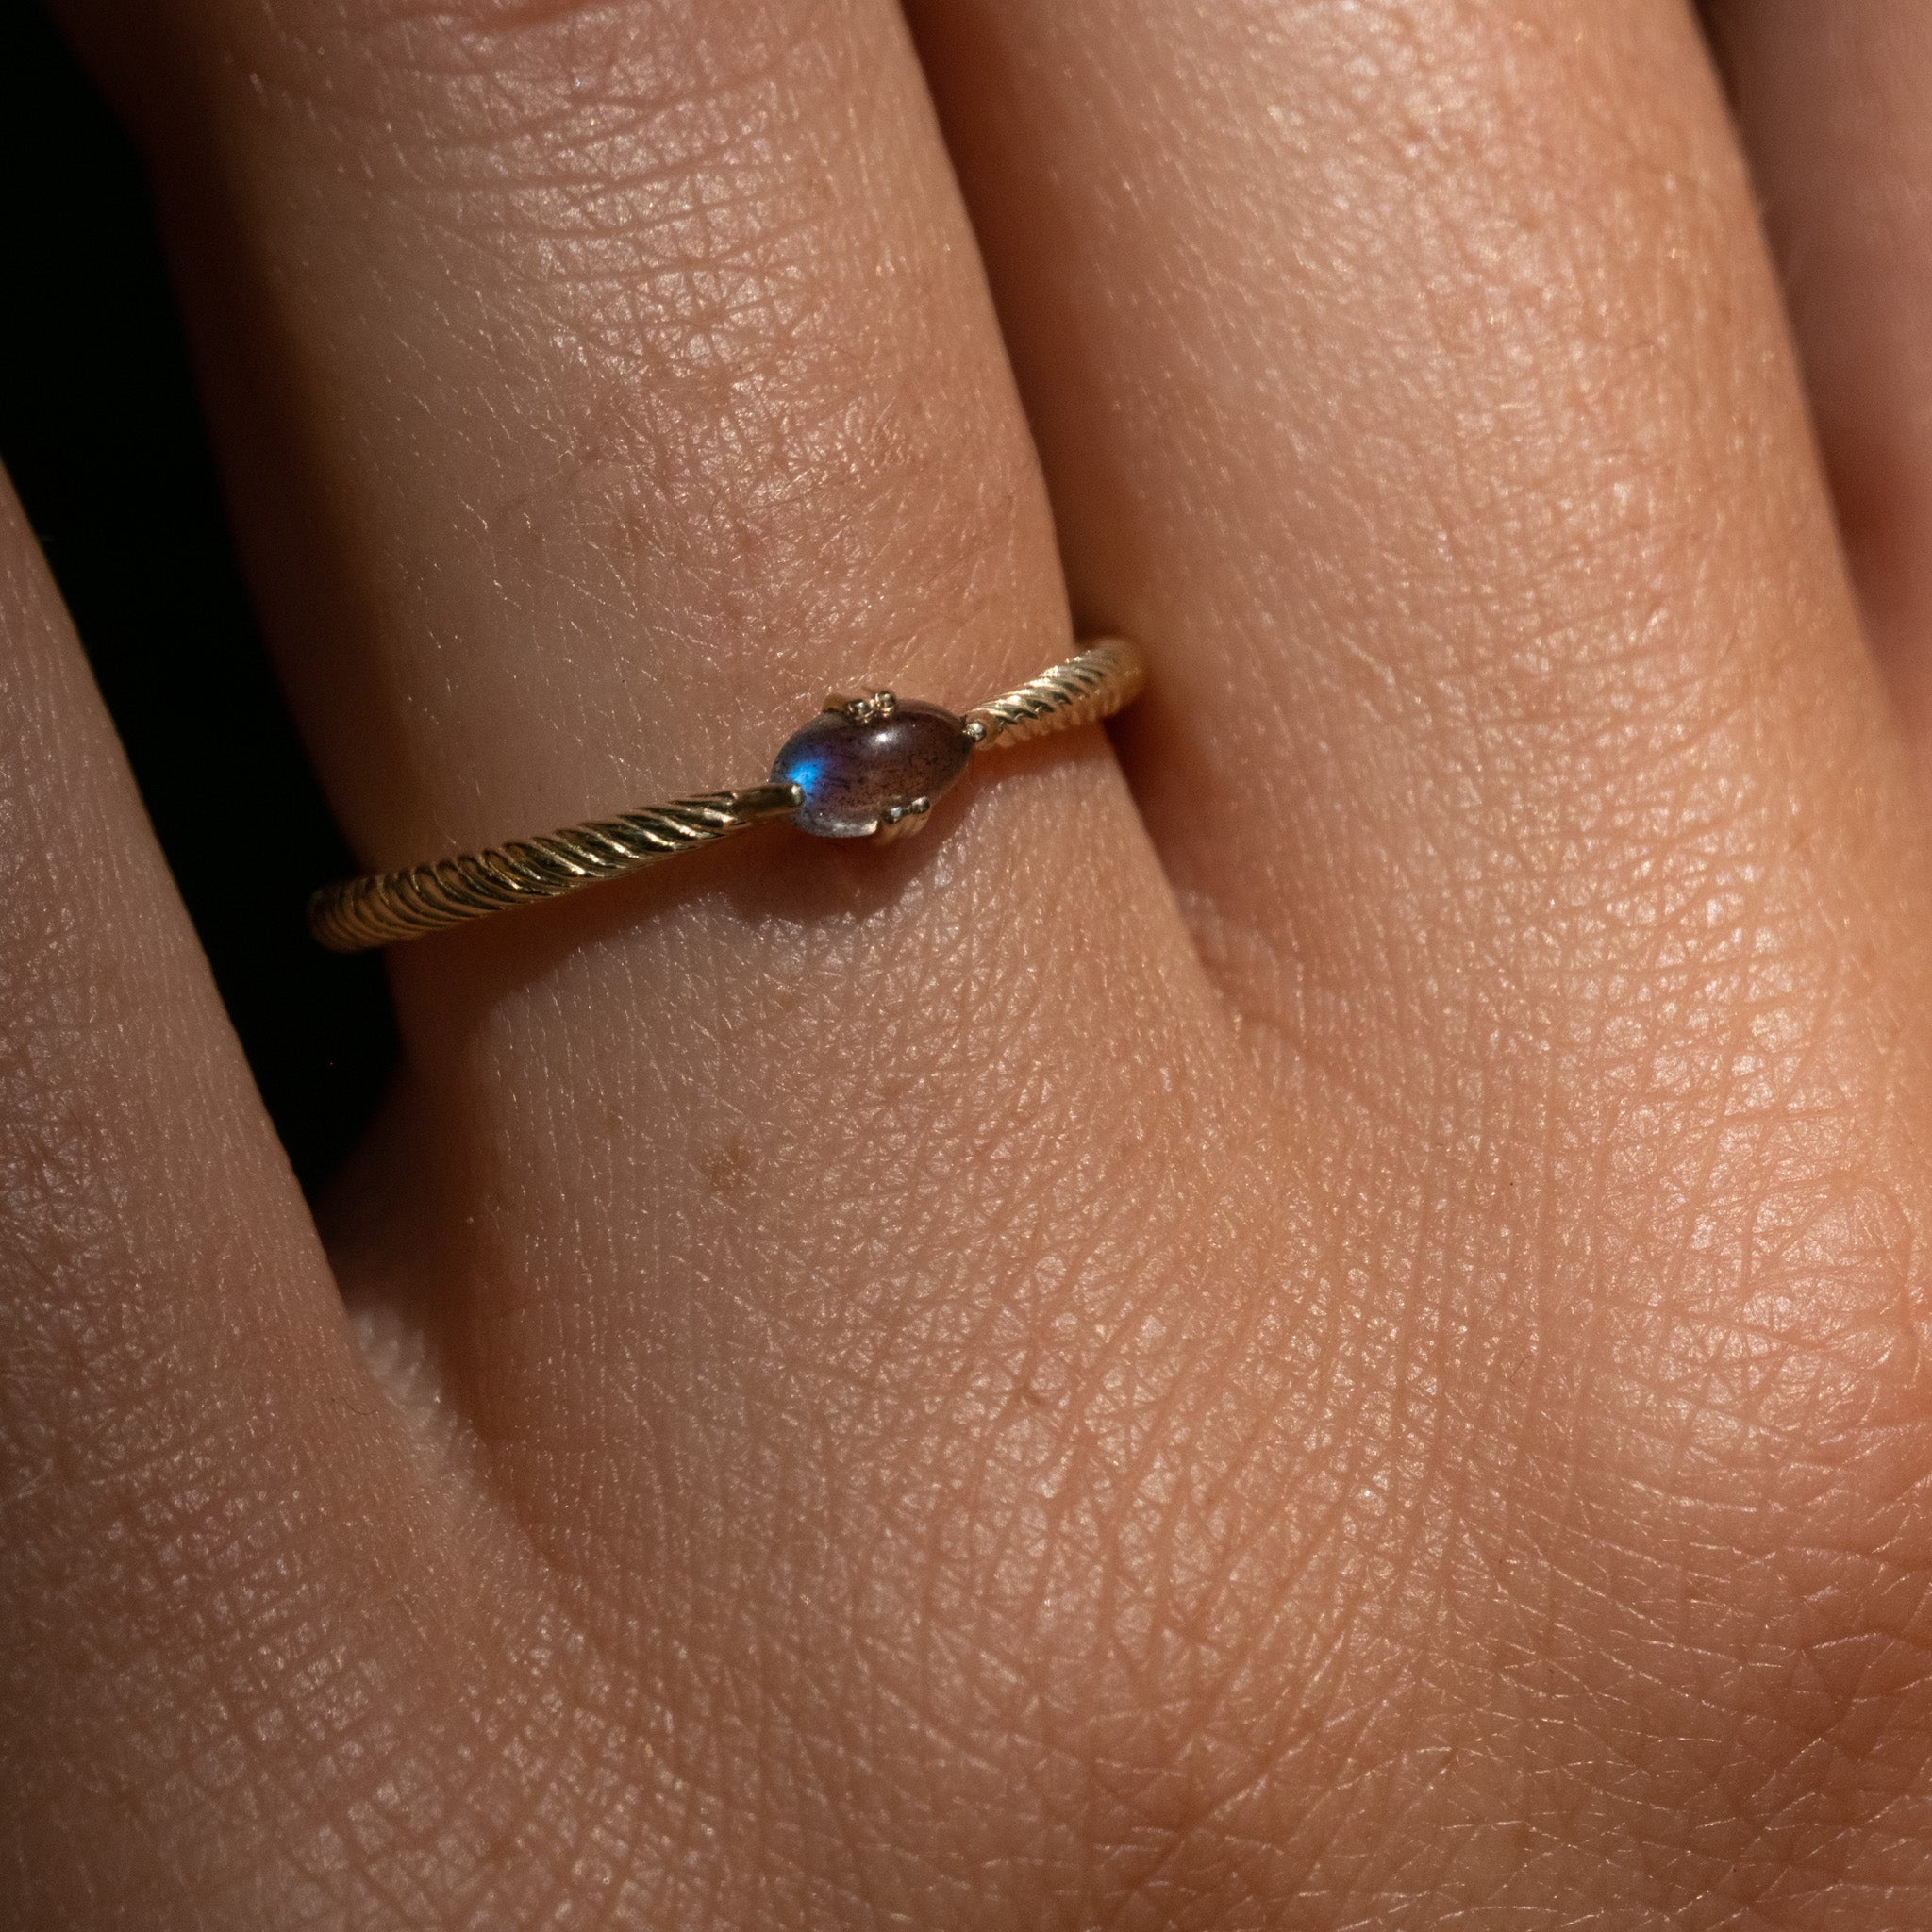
[308,788,800,952]
[968,638,1145,747]
[308,638,1145,951]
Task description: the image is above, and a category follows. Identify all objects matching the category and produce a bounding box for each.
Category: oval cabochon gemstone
[771,700,973,838]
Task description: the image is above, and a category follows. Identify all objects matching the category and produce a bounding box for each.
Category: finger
[97,0,1222,1341]
[908,0,1906,1066]
[1704,1,1932,777]
[0,475,482,1919]
[76,0,1255,1913]
[133,0,1096,872]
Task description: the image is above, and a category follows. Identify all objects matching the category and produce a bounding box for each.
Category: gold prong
[872,796,932,844]
[825,690,898,724]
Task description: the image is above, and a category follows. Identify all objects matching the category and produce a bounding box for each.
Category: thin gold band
[308,638,1146,952]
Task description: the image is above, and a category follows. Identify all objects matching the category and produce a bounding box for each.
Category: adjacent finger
[0,475,491,1920]
[1705,1,1932,778]
[908,0,1905,1071]
[907,0,1932,1917]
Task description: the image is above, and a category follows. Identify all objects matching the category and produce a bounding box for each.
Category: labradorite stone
[772,701,972,838]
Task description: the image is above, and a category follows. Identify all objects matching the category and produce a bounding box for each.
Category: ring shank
[965,637,1144,748]
[308,638,1145,952]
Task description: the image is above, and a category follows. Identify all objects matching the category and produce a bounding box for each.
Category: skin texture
[7,0,1932,1924]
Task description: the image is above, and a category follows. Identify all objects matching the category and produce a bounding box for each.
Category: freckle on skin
[701,1138,755,1195]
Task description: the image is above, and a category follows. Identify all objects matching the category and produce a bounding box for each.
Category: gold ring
[308,637,1146,952]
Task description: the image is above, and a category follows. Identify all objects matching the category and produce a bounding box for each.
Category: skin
[7,0,1932,1922]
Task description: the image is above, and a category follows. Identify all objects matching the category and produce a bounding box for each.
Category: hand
[8,1,1932,1924]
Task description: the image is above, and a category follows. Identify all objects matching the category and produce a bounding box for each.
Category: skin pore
[8,0,1932,1924]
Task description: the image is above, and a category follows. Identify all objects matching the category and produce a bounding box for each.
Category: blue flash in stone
[771,696,973,838]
